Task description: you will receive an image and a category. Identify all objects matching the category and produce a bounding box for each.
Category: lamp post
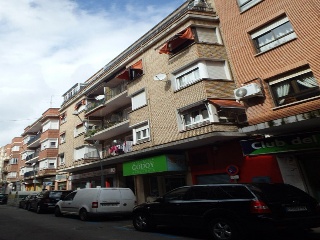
[73,110,104,188]
[32,163,36,191]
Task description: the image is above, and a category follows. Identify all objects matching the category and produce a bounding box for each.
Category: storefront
[123,154,187,203]
[70,167,116,190]
[189,141,283,185]
[240,132,320,200]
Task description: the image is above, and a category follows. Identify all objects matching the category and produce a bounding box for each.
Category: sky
[0,0,186,146]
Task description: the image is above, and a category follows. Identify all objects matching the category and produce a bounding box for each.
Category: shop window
[269,68,320,106]
[237,0,263,12]
[251,16,297,53]
[131,90,147,110]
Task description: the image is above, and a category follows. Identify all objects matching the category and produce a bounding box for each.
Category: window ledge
[254,37,297,57]
[272,95,320,110]
[133,139,150,145]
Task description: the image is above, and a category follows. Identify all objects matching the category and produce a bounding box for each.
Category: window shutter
[196,27,218,43]
[132,91,146,110]
[207,61,227,80]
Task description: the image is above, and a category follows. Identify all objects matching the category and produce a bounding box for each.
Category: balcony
[85,112,130,141]
[103,141,133,158]
[38,168,57,176]
[27,133,41,148]
[25,152,39,164]
[24,170,38,179]
[85,82,130,118]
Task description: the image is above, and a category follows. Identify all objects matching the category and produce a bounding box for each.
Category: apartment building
[214,0,320,200]
[2,137,23,192]
[0,144,11,193]
[56,0,287,203]
[20,108,60,191]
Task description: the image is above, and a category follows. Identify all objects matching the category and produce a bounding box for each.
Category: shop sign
[123,154,186,176]
[240,132,320,156]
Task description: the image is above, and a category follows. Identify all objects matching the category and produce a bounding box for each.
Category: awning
[115,59,143,80]
[209,99,245,109]
[159,27,194,54]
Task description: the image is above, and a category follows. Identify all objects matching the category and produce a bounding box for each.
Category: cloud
[0,0,184,146]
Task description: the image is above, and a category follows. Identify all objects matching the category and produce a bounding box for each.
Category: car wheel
[79,208,89,221]
[54,207,62,217]
[36,205,42,214]
[132,212,155,232]
[209,218,239,240]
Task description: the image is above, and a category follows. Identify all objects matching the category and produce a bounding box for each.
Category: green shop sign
[240,132,320,156]
[123,154,186,176]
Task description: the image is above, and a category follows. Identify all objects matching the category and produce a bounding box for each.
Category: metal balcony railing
[85,98,106,113]
[105,82,127,101]
[27,133,41,145]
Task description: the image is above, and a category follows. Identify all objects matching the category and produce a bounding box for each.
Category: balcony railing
[27,133,41,145]
[26,152,39,161]
[105,82,127,101]
[85,98,106,113]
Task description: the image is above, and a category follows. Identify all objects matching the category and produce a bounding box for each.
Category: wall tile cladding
[214,0,320,125]
[128,16,239,151]
[39,148,58,160]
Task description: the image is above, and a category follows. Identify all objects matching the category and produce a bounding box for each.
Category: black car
[28,190,72,213]
[0,194,8,204]
[19,193,38,209]
[132,183,320,240]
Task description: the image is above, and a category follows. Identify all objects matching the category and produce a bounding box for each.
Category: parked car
[0,194,8,204]
[19,193,38,209]
[132,183,320,240]
[28,190,72,213]
[55,188,136,221]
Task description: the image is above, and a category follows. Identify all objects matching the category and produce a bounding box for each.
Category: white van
[55,188,136,221]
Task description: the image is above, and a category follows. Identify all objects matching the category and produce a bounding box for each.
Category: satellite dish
[153,73,167,81]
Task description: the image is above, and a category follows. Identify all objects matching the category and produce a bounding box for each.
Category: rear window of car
[49,191,63,199]
[248,184,313,202]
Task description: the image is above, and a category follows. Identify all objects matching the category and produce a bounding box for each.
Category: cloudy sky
[0,0,185,146]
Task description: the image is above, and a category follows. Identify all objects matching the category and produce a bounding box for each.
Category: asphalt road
[0,205,320,240]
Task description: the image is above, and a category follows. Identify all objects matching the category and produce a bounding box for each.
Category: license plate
[286,206,307,212]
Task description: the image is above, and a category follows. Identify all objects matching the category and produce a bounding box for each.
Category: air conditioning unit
[234,83,263,101]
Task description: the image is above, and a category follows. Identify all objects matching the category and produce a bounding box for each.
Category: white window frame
[132,121,150,144]
[178,104,214,130]
[251,16,297,53]
[237,0,263,12]
[60,133,66,144]
[269,68,320,106]
[42,119,59,132]
[173,60,231,91]
[131,90,147,110]
[12,145,19,151]
[9,158,18,164]
[41,138,58,151]
[74,124,85,137]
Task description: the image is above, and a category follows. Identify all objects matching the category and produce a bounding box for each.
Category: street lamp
[73,110,104,188]
[32,163,36,191]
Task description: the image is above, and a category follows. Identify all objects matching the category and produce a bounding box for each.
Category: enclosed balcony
[27,133,41,148]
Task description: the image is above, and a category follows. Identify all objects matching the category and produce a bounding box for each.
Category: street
[0,205,320,240]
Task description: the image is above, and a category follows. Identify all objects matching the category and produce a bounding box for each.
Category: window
[60,133,66,144]
[8,172,17,178]
[42,120,59,132]
[251,16,297,53]
[176,68,200,88]
[131,90,147,110]
[180,105,211,130]
[195,27,221,44]
[159,27,195,55]
[12,145,19,151]
[60,112,67,124]
[269,68,319,106]
[59,153,65,165]
[9,158,18,164]
[133,122,150,144]
[41,139,58,150]
[173,60,230,91]
[74,124,85,137]
[237,0,263,12]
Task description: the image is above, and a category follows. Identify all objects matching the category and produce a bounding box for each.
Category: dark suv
[132,183,320,240]
[28,190,72,213]
[0,194,8,204]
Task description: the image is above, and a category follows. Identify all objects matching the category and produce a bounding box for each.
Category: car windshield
[49,192,63,199]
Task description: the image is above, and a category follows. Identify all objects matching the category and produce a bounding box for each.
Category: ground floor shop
[240,131,320,201]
